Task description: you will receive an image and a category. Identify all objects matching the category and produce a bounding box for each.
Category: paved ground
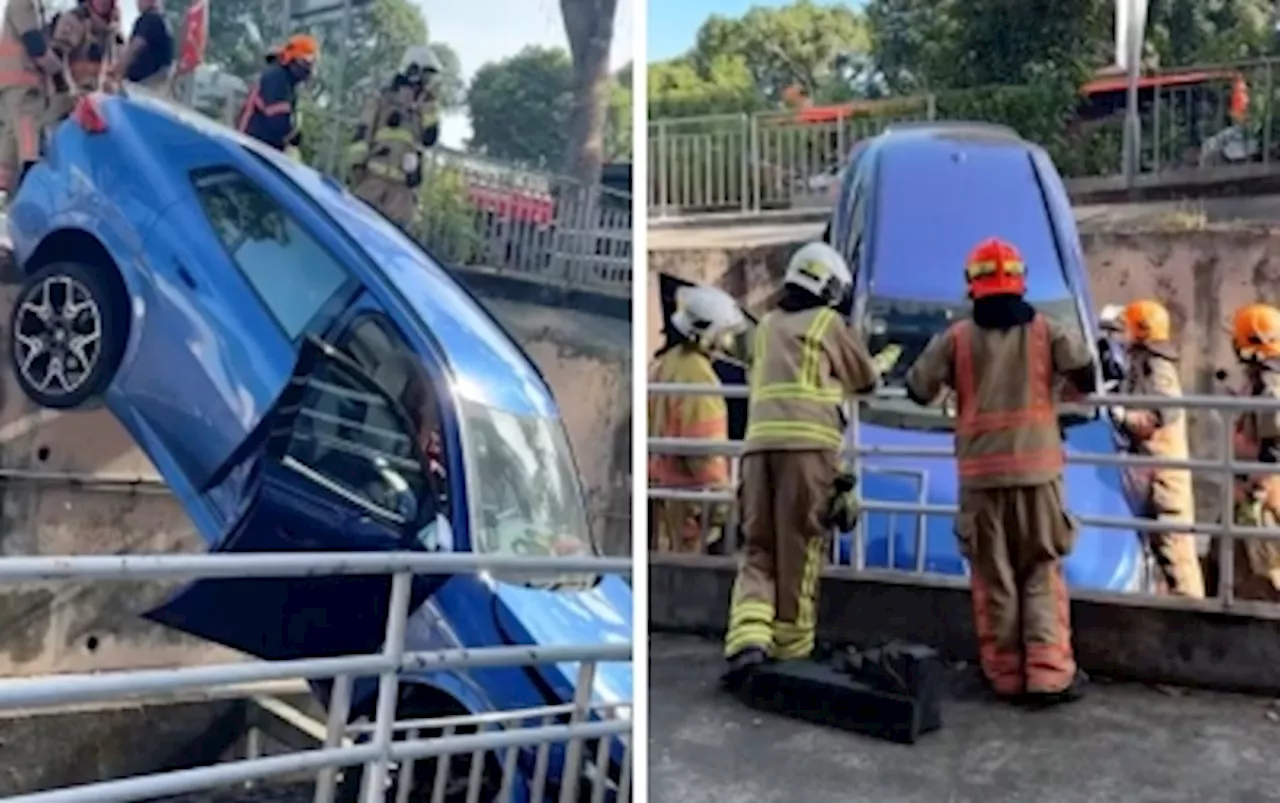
[651,634,1280,803]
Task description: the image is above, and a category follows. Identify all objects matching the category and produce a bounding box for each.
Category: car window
[193,170,352,340]
[271,346,429,527]
[340,315,450,531]
[870,141,1070,303]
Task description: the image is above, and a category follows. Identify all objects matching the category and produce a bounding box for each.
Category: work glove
[826,470,859,532]
[401,151,420,175]
[871,343,903,376]
[1107,405,1127,426]
[1099,303,1124,332]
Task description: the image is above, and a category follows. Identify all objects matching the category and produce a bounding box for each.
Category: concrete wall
[0,270,631,678]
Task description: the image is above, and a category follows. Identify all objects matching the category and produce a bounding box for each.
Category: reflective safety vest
[744,307,848,453]
[0,0,47,90]
[648,347,730,488]
[347,92,426,185]
[952,314,1064,487]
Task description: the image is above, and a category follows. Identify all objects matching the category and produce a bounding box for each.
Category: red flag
[176,0,209,75]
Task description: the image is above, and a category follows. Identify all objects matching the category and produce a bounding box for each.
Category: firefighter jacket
[1117,344,1192,516]
[346,87,436,187]
[50,7,116,92]
[906,313,1093,490]
[237,63,302,152]
[1234,366,1280,501]
[744,306,879,454]
[1,0,56,91]
[648,345,730,488]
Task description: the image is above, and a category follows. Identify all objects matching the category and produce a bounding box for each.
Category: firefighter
[1107,300,1204,598]
[1227,303,1280,602]
[648,285,745,554]
[0,0,68,195]
[237,33,317,153]
[345,45,443,229]
[904,237,1096,707]
[721,242,880,686]
[49,0,120,104]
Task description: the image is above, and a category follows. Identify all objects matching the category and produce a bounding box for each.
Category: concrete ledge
[450,264,630,322]
[651,555,1280,694]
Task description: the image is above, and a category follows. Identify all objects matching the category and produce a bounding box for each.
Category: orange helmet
[1232,303,1280,362]
[279,34,319,66]
[964,238,1026,299]
[1123,299,1171,343]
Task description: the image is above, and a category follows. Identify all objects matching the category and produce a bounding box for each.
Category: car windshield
[459,400,596,578]
[861,139,1093,429]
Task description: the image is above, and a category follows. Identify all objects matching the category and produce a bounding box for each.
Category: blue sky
[648,0,864,62]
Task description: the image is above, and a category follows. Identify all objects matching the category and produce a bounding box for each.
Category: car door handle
[176,263,197,290]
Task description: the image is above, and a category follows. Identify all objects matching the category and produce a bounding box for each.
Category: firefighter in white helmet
[649,285,746,553]
[345,44,444,229]
[722,241,881,686]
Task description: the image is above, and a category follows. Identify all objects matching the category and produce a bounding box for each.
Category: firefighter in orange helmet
[904,237,1096,707]
[1107,300,1204,598]
[237,33,317,152]
[1228,303,1280,601]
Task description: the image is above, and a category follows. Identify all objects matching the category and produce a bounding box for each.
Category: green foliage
[467,46,574,166]
[648,55,762,119]
[413,165,484,266]
[468,47,631,166]
[1146,0,1274,66]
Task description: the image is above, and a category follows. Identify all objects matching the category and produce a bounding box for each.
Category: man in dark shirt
[115,0,173,93]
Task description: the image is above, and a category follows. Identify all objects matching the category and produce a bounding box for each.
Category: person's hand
[1108,405,1127,426]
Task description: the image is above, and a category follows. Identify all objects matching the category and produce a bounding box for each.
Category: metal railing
[648,382,1280,614]
[648,57,1280,220]
[0,551,633,803]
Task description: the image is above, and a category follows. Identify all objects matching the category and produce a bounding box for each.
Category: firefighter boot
[720,647,768,692]
[1020,669,1090,710]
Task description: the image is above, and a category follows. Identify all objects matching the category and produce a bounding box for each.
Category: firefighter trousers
[1231,498,1280,602]
[653,500,722,553]
[724,449,837,662]
[353,175,416,229]
[0,86,45,193]
[956,480,1078,696]
[1146,515,1205,599]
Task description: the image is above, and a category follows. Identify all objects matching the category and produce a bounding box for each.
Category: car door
[144,335,442,660]
[117,159,361,495]
[655,272,754,440]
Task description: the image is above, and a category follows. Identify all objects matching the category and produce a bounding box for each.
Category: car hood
[264,154,556,418]
[492,575,633,714]
[849,415,1143,591]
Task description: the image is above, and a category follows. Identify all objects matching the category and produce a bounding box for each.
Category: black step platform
[739,645,944,745]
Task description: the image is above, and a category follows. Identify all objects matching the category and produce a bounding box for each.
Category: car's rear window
[871,141,1070,303]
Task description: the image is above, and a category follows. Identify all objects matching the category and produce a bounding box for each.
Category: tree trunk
[560,0,618,188]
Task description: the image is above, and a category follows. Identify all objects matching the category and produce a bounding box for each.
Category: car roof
[116,88,560,419]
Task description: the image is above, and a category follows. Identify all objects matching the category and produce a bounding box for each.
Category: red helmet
[965,237,1027,299]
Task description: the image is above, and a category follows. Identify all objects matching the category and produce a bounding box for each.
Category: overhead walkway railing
[0,552,633,803]
[648,382,1280,614]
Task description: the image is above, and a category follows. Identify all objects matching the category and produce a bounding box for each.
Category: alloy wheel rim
[13,275,103,397]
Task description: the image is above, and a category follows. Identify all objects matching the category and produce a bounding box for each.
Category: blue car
[6,91,632,801]
[662,122,1146,593]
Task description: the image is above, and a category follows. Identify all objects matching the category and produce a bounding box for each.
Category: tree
[606,63,634,162]
[648,54,762,118]
[691,1,870,103]
[467,47,575,166]
[560,0,620,188]
[1145,0,1272,66]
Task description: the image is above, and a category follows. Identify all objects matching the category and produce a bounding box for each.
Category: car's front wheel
[9,261,128,410]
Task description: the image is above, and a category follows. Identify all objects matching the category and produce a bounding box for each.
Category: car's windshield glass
[862,139,1091,429]
[459,400,596,584]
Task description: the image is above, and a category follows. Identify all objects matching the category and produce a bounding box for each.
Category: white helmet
[400,44,443,76]
[671,286,746,348]
[784,241,853,308]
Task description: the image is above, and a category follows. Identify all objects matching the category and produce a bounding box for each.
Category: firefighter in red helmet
[904,237,1097,707]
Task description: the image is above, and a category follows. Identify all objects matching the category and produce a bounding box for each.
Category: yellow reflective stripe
[725,597,775,658]
[773,537,824,660]
[966,259,1025,279]
[373,126,416,145]
[748,313,773,393]
[751,309,842,403]
[367,161,405,179]
[743,421,844,449]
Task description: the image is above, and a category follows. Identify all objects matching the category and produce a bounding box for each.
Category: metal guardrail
[648,382,1280,611]
[648,57,1280,220]
[0,551,633,803]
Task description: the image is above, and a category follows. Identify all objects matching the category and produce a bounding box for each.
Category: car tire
[335,728,503,803]
[8,260,128,410]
